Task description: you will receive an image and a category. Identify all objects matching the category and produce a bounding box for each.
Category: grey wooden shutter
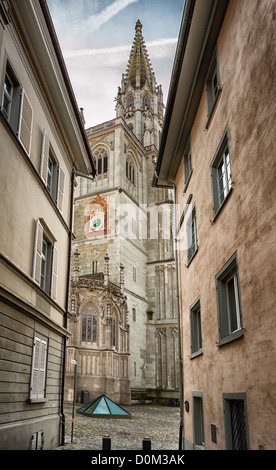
[32,220,43,284]
[40,130,49,184]
[51,246,58,301]
[57,166,65,213]
[18,89,33,155]
[30,337,47,399]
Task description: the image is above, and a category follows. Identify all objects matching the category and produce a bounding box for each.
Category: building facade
[154,0,276,450]
[0,0,95,450]
[66,21,179,404]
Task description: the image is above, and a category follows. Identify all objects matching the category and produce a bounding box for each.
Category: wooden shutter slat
[32,220,43,284]
[18,90,33,155]
[57,167,65,213]
[51,246,58,301]
[40,130,49,184]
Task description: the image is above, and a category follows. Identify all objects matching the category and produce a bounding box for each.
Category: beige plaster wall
[175,0,276,450]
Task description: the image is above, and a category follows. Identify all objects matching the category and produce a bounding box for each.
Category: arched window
[143,95,150,108]
[82,303,98,343]
[126,155,136,185]
[93,147,108,175]
[127,95,134,107]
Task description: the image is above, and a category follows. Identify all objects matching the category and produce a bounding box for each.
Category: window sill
[27,398,48,404]
[191,349,203,359]
[218,328,244,347]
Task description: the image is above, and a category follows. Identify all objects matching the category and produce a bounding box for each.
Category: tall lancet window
[126,155,136,185]
[142,95,150,108]
[81,303,98,343]
[93,147,108,176]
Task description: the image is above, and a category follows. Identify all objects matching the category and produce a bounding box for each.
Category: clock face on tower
[85,195,108,238]
[90,212,105,232]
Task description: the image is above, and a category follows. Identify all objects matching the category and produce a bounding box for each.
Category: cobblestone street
[56,403,180,451]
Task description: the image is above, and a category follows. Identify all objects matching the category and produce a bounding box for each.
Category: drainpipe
[153,172,184,450]
[61,170,96,446]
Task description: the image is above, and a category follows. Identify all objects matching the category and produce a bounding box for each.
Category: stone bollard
[102,434,111,450]
[142,437,151,450]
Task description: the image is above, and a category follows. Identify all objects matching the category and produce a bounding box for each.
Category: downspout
[61,170,96,446]
[153,172,184,450]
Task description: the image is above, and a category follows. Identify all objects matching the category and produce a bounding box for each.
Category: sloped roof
[77,395,131,419]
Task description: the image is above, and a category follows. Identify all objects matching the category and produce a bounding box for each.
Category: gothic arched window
[81,303,98,343]
[93,147,108,175]
[126,155,136,185]
[127,95,134,107]
[143,95,150,108]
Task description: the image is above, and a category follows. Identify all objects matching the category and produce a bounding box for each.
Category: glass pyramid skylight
[77,395,131,419]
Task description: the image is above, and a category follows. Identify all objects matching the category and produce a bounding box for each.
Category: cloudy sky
[47,0,184,128]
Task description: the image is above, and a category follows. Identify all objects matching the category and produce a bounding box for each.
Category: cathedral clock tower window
[93,147,108,175]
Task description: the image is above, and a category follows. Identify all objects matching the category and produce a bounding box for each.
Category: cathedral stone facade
[65,21,179,404]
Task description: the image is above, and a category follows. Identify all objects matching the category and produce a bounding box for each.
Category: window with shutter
[40,130,64,211]
[33,220,43,285]
[40,130,50,185]
[32,219,58,300]
[30,336,47,400]
[18,89,33,155]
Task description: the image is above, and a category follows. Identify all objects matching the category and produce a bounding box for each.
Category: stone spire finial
[135,19,142,35]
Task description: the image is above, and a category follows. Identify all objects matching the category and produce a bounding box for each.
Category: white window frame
[210,128,233,218]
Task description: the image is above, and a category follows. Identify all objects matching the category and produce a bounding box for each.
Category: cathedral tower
[66,21,179,405]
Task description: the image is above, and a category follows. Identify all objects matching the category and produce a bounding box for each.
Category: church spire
[115,20,164,149]
[124,19,156,90]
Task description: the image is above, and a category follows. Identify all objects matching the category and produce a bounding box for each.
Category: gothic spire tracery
[124,19,156,90]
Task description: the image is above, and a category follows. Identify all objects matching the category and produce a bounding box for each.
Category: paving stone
[56,403,180,450]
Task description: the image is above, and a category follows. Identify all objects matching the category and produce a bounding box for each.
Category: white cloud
[64,37,178,60]
[82,0,139,32]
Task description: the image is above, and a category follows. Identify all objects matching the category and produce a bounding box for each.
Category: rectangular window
[29,336,47,401]
[193,392,205,449]
[211,128,232,218]
[184,138,192,188]
[223,393,249,450]
[1,61,33,155]
[190,298,202,357]
[32,219,58,300]
[2,71,13,120]
[92,261,97,274]
[133,266,137,282]
[40,130,65,212]
[187,205,198,264]
[216,252,243,345]
[206,48,221,118]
